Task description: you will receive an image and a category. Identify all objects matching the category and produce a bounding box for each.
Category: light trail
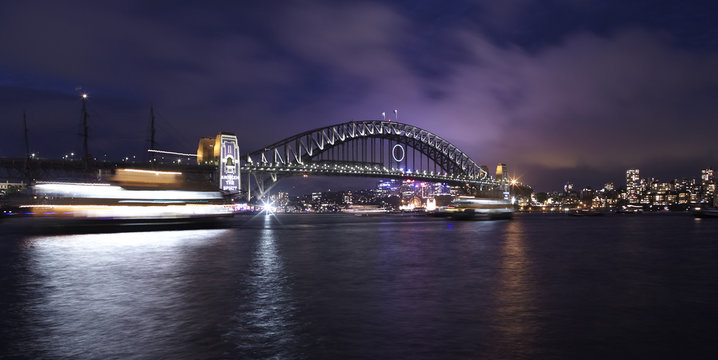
[147,149,198,157]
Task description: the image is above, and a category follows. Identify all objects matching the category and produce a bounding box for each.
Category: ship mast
[81,93,90,170]
[23,111,31,185]
[149,105,156,161]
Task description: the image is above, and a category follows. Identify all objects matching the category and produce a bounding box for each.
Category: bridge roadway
[241,160,497,186]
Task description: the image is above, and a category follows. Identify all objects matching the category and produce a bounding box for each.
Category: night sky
[2,0,718,192]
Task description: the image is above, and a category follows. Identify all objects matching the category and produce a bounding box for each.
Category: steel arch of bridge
[241,120,498,197]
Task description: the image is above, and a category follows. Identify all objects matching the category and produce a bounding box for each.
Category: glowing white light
[261,200,276,214]
[34,182,222,201]
[120,168,182,176]
[147,149,198,157]
[20,204,234,219]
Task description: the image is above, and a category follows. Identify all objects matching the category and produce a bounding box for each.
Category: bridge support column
[217,133,240,193]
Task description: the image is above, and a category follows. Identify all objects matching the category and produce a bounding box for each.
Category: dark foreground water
[1,213,718,359]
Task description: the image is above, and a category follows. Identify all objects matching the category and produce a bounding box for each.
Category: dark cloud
[1,0,718,191]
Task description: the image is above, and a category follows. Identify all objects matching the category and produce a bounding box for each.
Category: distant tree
[535,192,548,204]
[510,184,533,199]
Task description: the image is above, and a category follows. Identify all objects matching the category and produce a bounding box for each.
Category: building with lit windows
[496,163,507,183]
[701,169,715,203]
[626,169,640,204]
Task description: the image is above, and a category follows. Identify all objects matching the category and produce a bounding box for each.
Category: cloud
[1,1,718,190]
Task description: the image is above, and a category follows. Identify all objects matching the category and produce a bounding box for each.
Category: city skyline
[2,1,718,191]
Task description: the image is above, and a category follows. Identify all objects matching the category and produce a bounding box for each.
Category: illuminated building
[563,182,574,193]
[479,165,489,178]
[196,137,216,164]
[1,180,24,191]
[701,169,715,203]
[196,132,240,193]
[626,169,640,204]
[496,163,507,183]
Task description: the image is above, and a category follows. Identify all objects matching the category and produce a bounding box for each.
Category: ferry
[1,169,236,225]
[343,205,387,216]
[693,204,718,218]
[440,197,514,220]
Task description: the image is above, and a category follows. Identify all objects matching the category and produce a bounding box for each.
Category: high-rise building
[480,165,489,178]
[496,163,507,182]
[626,169,640,204]
[701,168,715,203]
[564,182,574,193]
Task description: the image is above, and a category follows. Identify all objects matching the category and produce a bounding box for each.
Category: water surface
[1,214,717,359]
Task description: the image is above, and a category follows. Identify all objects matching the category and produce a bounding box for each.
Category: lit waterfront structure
[626,169,640,204]
[195,132,240,193]
[701,169,715,203]
[196,137,216,164]
[532,167,717,212]
[496,163,507,183]
[479,165,489,178]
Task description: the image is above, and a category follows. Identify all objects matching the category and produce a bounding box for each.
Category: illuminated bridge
[241,120,501,198]
[0,121,503,200]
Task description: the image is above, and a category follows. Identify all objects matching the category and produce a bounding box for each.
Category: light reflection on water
[492,219,538,358]
[13,229,233,359]
[2,214,718,359]
[230,215,300,357]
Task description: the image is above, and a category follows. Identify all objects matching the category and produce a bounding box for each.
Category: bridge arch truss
[241,120,498,198]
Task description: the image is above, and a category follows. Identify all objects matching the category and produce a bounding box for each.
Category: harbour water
[1,213,718,359]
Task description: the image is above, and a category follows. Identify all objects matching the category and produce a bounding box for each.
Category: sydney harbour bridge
[0,120,504,199]
[240,120,498,198]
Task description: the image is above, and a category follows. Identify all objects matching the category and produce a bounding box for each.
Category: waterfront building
[496,163,507,183]
[701,169,715,203]
[196,137,216,164]
[563,182,574,193]
[626,169,640,204]
[479,165,490,178]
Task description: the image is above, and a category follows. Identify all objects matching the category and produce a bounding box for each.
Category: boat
[693,196,718,218]
[693,206,718,218]
[343,204,387,216]
[1,169,236,225]
[567,209,604,217]
[443,197,514,220]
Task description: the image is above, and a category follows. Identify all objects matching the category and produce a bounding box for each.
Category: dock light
[262,200,276,215]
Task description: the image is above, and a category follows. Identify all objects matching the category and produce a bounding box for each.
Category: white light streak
[35,183,223,200]
[120,168,182,176]
[147,149,198,157]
